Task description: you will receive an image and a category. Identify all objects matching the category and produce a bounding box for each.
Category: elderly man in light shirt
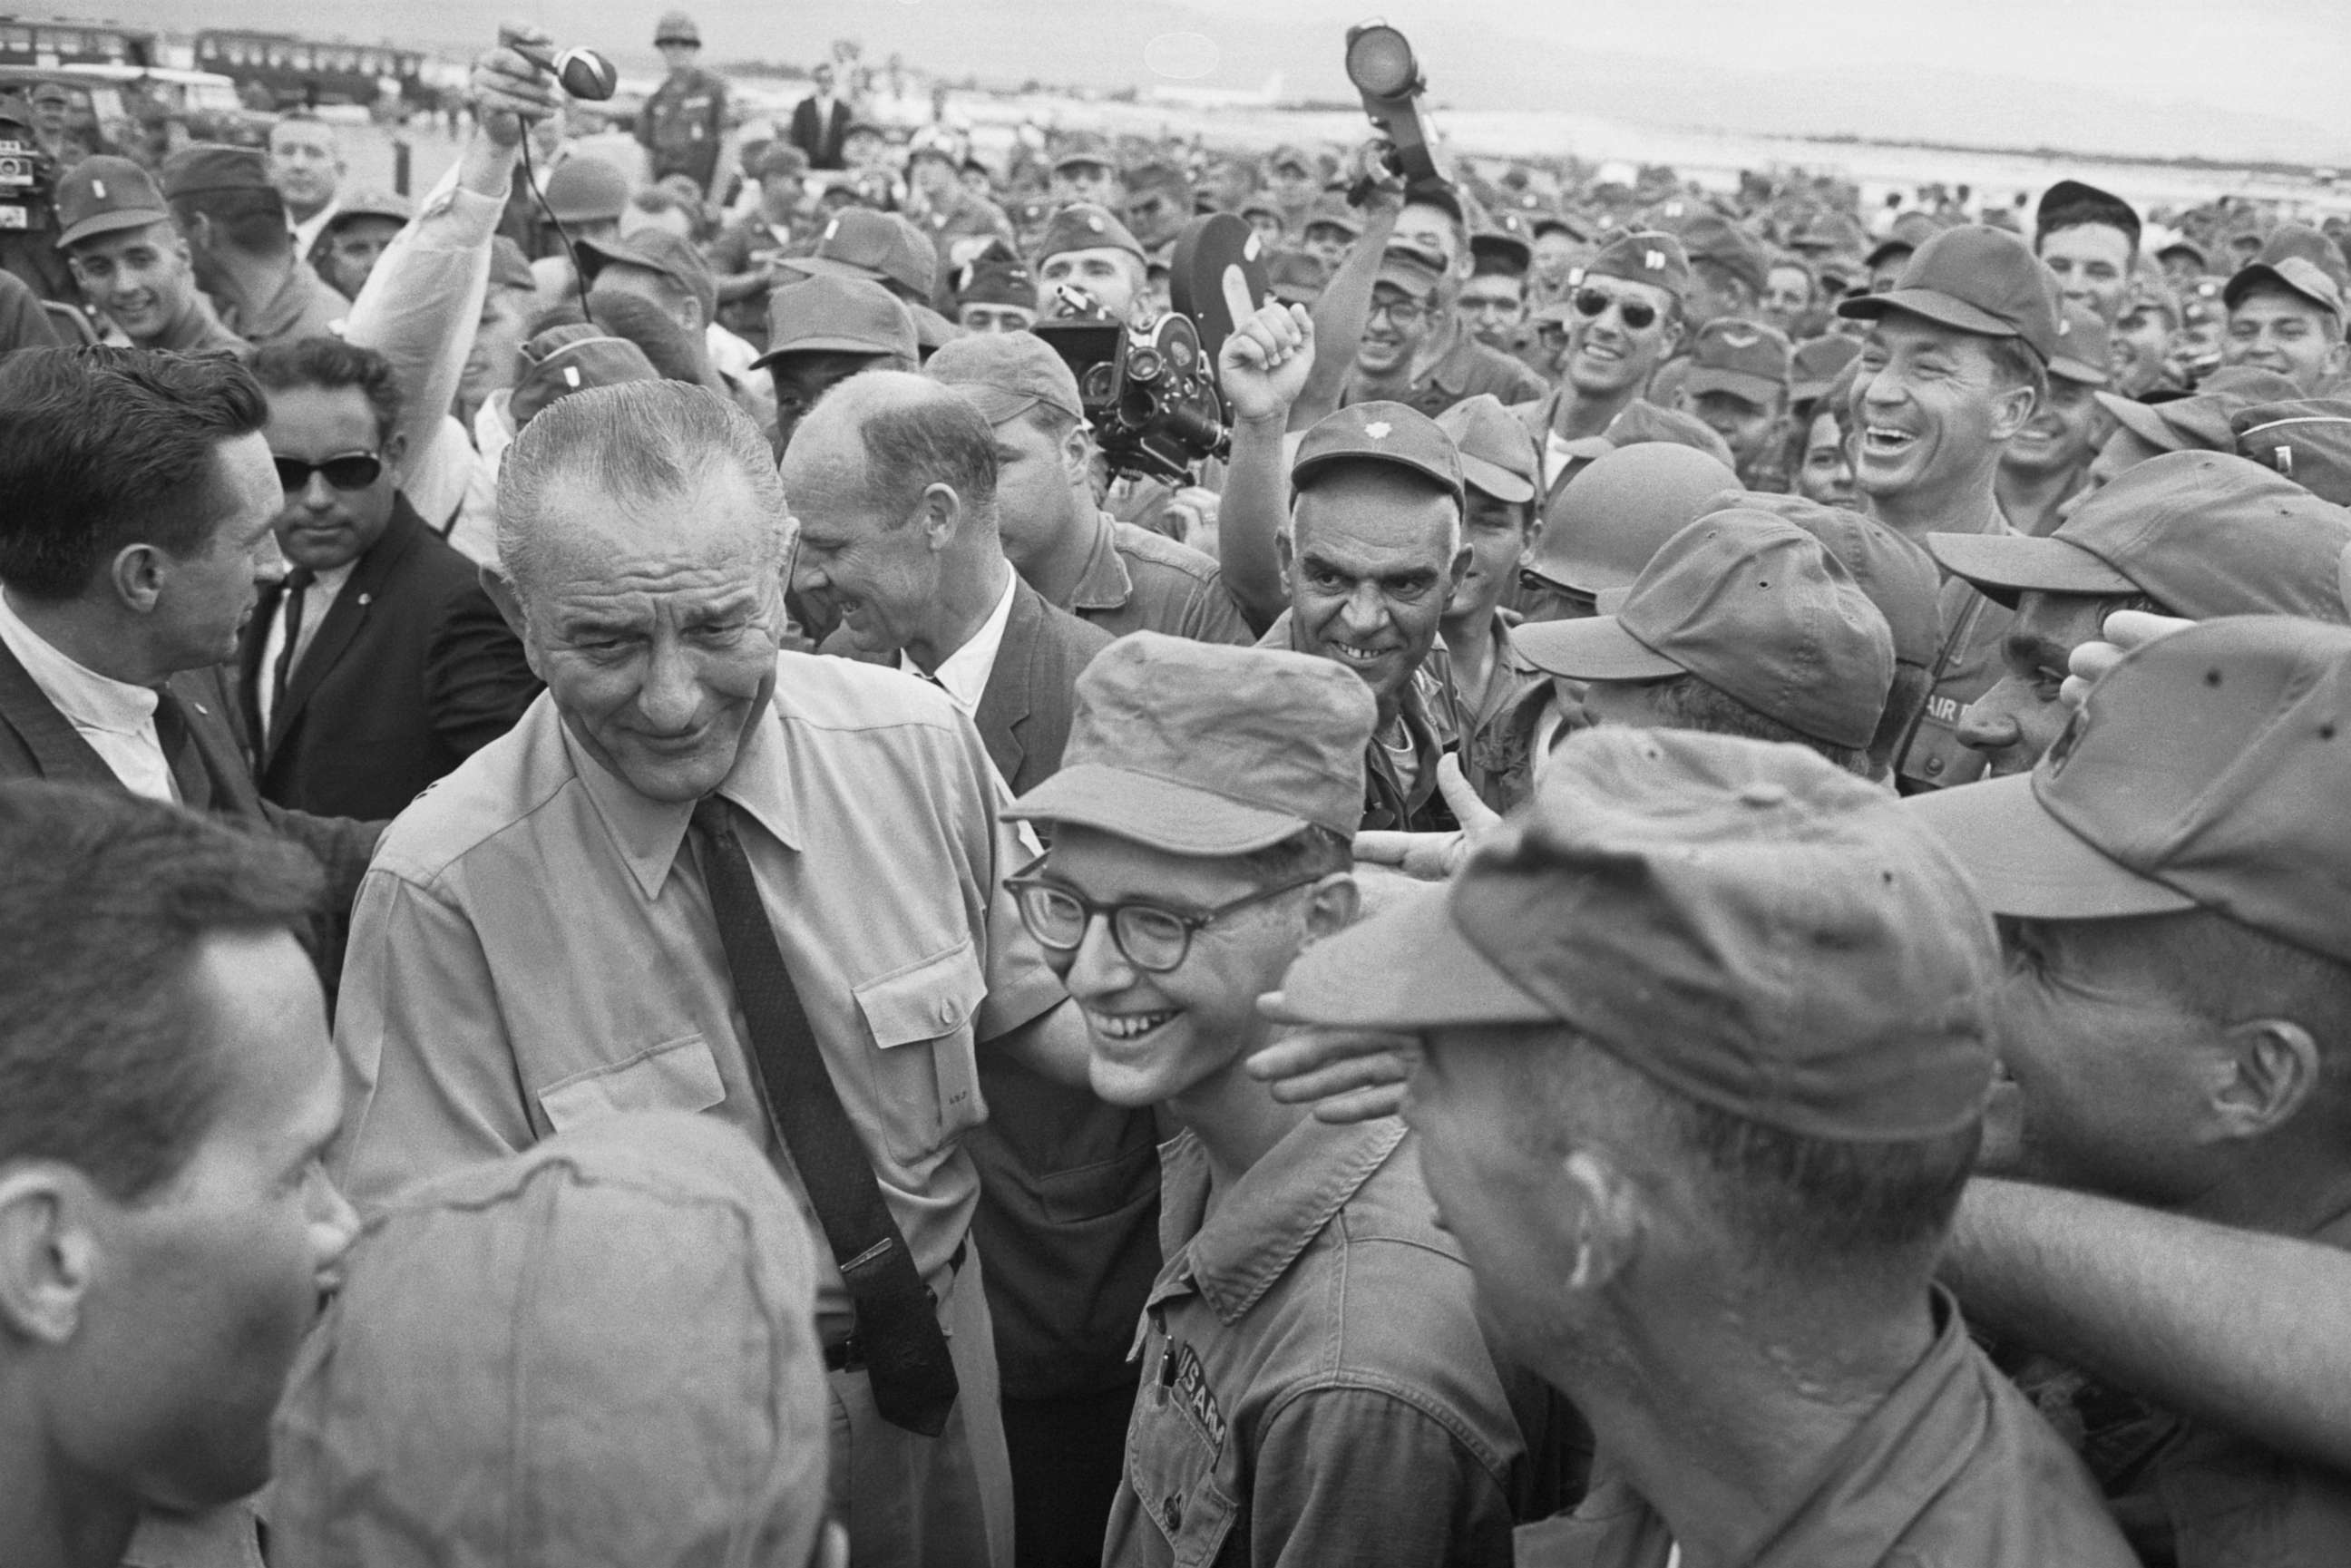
[333,379,1092,1568]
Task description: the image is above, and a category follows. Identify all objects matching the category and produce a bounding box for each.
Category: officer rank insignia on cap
[1719,326,1759,346]
[1365,422,1391,439]
[1086,214,1106,232]
[91,180,106,199]
[1645,248,1666,270]
[824,218,840,239]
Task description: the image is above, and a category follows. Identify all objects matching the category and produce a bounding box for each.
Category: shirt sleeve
[1249,1386,1519,1568]
[330,866,538,1211]
[1184,576,1258,648]
[342,170,502,481]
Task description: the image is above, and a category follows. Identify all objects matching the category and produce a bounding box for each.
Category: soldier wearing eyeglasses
[1001,631,1544,1568]
[237,336,538,821]
[1342,239,1546,419]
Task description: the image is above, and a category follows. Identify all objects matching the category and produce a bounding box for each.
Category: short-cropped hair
[832,377,1000,526]
[497,379,787,596]
[0,346,268,600]
[0,782,323,1202]
[248,335,403,444]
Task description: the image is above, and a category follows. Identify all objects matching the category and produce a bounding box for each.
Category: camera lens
[1126,347,1163,382]
[1345,26,1417,98]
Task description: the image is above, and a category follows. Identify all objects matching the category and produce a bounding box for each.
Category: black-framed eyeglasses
[1572,287,1658,330]
[1367,295,1431,327]
[1006,854,1323,973]
[273,452,384,492]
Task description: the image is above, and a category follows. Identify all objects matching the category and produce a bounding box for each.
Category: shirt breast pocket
[1127,1378,1241,1567]
[852,940,988,1164]
[535,1033,727,1134]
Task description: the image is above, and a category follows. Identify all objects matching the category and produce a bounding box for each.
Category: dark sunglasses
[273,452,383,492]
[1572,288,1659,330]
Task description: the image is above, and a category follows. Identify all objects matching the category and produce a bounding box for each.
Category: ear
[1988,379,2039,443]
[1446,532,1473,592]
[480,565,538,671]
[1518,513,1546,568]
[1275,523,1296,600]
[1058,420,1093,481]
[1298,872,1361,946]
[177,209,211,256]
[110,542,168,617]
[920,482,962,551]
[381,426,410,489]
[2208,1018,2324,1141]
[1558,1148,1642,1294]
[0,1166,97,1347]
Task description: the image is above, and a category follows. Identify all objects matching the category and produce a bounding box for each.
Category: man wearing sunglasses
[238,336,538,822]
[1512,230,1690,530]
[1001,632,1541,1568]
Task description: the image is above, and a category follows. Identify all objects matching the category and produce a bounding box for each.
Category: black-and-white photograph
[3,3,2347,1564]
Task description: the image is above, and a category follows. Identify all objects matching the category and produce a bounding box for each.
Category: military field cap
[1003,632,1375,853]
[576,229,717,338]
[1715,490,1944,669]
[2095,365,2303,454]
[1436,394,1538,506]
[1267,142,1317,177]
[1907,616,2351,964]
[2049,303,2112,386]
[1126,160,1190,201]
[2224,254,2346,321]
[510,325,661,429]
[542,157,630,224]
[52,154,167,248]
[654,9,701,44]
[925,329,1082,426]
[1928,451,2351,621]
[1791,209,1869,255]
[1374,240,1447,297]
[1266,248,1327,307]
[1280,726,2001,1141]
[1051,131,1115,172]
[159,142,271,202]
[1864,209,1942,270]
[1516,511,1895,750]
[2156,236,2208,270]
[326,185,413,229]
[2036,178,2142,251]
[1790,334,1860,403]
[2234,399,2351,505]
[1527,441,1738,593]
[1839,225,2063,362]
[270,1112,830,1567]
[1033,201,1145,264]
[783,207,938,301]
[1469,226,1532,277]
[1675,211,1768,297]
[1603,399,1737,468]
[2251,223,2351,290]
[1577,229,1691,302]
[1684,317,1792,406]
[754,142,809,182]
[1302,193,1363,239]
[487,235,536,294]
[1291,401,1464,505]
[756,272,918,365]
[954,257,1036,309]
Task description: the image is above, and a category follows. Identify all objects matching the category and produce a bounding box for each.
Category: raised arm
[1214,286,1314,628]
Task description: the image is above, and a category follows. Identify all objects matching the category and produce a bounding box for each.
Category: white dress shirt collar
[0,588,175,800]
[901,567,1017,717]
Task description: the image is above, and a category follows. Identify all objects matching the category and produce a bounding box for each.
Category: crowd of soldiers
[4,14,2351,1568]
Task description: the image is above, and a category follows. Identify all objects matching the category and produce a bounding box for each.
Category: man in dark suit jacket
[0,346,380,978]
[785,373,1154,1568]
[788,63,853,171]
[244,337,540,822]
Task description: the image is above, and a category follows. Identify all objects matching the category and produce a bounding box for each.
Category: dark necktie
[269,567,317,728]
[150,686,212,810]
[689,794,961,1437]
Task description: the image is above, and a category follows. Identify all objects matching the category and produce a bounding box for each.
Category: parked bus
[191,28,427,111]
[0,15,156,70]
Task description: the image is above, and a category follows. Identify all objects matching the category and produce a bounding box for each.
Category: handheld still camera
[1030,212,1270,483]
[1346,21,1445,187]
[0,116,54,239]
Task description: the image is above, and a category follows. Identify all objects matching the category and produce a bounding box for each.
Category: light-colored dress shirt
[254,558,356,738]
[899,566,1017,716]
[332,653,1065,1320]
[0,589,174,801]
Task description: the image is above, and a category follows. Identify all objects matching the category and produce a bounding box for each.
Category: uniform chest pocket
[851,940,988,1164]
[536,1034,727,1134]
[1128,1369,1241,1566]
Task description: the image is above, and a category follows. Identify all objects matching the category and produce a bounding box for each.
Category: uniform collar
[1067,511,1134,613]
[223,257,339,342]
[560,686,804,901]
[1156,1116,1407,1324]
